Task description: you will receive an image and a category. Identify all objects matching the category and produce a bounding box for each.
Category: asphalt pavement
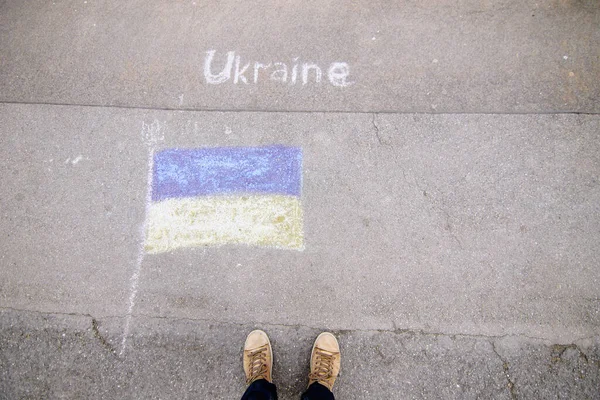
[1,1,599,399]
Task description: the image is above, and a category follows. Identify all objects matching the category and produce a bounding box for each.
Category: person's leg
[301,382,334,400]
[241,379,278,400]
[241,330,277,400]
[300,332,340,400]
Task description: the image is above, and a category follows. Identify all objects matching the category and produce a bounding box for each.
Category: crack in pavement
[371,112,387,146]
[399,168,465,249]
[551,343,591,365]
[492,341,518,400]
[91,318,118,356]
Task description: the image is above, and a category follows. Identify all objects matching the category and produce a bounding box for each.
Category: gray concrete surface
[1,0,599,398]
[2,105,599,340]
[0,0,599,113]
[1,104,599,398]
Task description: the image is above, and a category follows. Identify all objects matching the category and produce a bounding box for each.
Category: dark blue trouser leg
[241,379,333,400]
[301,382,335,400]
[241,379,278,400]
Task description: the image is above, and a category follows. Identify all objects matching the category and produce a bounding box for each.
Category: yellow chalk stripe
[145,195,303,253]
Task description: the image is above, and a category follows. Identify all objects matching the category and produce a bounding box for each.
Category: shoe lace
[309,348,336,381]
[246,345,269,384]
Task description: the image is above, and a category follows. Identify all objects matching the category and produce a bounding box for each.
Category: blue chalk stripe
[152,145,302,201]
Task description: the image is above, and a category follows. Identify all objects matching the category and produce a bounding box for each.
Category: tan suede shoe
[308,332,341,391]
[243,330,273,384]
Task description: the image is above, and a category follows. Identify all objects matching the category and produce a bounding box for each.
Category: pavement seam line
[0,306,124,321]
[131,313,596,344]
[1,100,599,116]
[2,307,598,346]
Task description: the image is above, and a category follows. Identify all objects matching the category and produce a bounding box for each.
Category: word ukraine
[145,145,304,253]
[204,50,354,87]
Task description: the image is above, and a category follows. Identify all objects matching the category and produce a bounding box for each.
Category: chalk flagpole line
[120,145,155,356]
[119,130,303,356]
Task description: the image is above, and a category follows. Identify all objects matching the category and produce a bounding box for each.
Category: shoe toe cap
[315,332,340,353]
[245,330,270,350]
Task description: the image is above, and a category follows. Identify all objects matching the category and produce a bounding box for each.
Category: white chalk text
[204,50,354,87]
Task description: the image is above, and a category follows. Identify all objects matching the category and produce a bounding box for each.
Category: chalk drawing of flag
[144,145,303,253]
